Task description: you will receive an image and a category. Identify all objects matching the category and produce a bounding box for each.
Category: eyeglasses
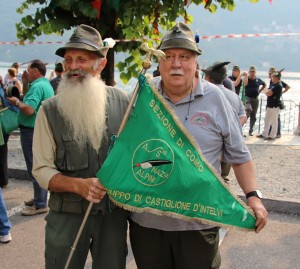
[164,54,193,62]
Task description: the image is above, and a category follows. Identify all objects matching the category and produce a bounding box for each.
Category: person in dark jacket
[49,62,64,94]
[243,65,266,136]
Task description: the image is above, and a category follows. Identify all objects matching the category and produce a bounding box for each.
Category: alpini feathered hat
[158,22,202,55]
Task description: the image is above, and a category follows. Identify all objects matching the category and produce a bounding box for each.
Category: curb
[8,168,30,181]
[238,195,300,215]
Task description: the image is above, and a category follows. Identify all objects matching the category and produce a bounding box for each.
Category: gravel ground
[7,133,300,201]
[228,144,300,200]
[7,135,26,170]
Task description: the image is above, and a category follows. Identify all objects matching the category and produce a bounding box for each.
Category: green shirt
[18,77,54,128]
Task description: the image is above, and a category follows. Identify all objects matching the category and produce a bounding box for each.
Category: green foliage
[15,0,256,83]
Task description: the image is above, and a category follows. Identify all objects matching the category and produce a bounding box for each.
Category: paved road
[220,212,300,269]
[1,178,300,269]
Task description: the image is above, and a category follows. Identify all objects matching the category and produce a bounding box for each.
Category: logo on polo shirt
[190,112,210,126]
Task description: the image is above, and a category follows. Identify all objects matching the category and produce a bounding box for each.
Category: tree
[16,0,259,85]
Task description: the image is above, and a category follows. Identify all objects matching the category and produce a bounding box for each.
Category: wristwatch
[246,190,262,199]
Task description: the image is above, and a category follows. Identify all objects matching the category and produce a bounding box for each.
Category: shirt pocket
[57,133,89,171]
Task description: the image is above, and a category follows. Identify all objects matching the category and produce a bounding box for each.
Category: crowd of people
[0,60,60,241]
[223,63,290,138]
[2,21,291,268]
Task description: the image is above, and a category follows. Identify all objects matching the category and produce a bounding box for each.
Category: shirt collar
[152,75,204,103]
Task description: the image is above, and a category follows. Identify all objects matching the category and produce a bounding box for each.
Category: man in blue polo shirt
[7,59,54,216]
[243,65,266,136]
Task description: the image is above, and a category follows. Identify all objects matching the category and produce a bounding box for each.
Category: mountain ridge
[0,0,299,72]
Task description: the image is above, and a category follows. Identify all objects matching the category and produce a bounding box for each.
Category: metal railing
[244,97,299,134]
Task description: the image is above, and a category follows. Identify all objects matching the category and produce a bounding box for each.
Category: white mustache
[169,70,184,76]
[65,69,88,78]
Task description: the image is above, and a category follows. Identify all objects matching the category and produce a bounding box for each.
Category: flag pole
[116,43,165,135]
[64,202,93,269]
[64,43,165,269]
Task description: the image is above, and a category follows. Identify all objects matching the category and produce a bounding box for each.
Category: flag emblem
[132,139,174,186]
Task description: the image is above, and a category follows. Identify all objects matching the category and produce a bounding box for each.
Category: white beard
[56,72,107,151]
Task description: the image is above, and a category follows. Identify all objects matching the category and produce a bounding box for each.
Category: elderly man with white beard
[32,25,130,269]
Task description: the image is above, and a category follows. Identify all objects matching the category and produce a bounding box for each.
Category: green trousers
[45,208,129,269]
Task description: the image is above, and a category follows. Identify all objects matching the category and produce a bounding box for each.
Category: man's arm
[242,74,249,86]
[265,88,273,96]
[237,98,247,126]
[6,96,34,115]
[33,107,62,189]
[258,80,267,93]
[283,85,290,94]
[232,160,268,233]
[232,72,247,87]
[48,174,106,203]
[282,81,291,94]
[239,115,247,126]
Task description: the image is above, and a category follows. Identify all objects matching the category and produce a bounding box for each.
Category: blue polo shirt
[245,77,266,98]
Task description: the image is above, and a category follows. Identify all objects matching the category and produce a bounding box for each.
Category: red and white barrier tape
[0,41,65,45]
[199,32,300,39]
[0,32,299,45]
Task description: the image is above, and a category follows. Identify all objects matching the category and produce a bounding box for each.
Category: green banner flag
[241,80,246,105]
[97,74,256,230]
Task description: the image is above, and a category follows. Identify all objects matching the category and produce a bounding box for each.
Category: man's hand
[247,197,268,233]
[76,178,107,203]
[6,96,19,106]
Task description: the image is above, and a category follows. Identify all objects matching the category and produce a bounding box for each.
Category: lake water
[1,62,299,134]
[1,62,299,101]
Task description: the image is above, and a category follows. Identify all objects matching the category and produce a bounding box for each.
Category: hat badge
[173,25,182,35]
